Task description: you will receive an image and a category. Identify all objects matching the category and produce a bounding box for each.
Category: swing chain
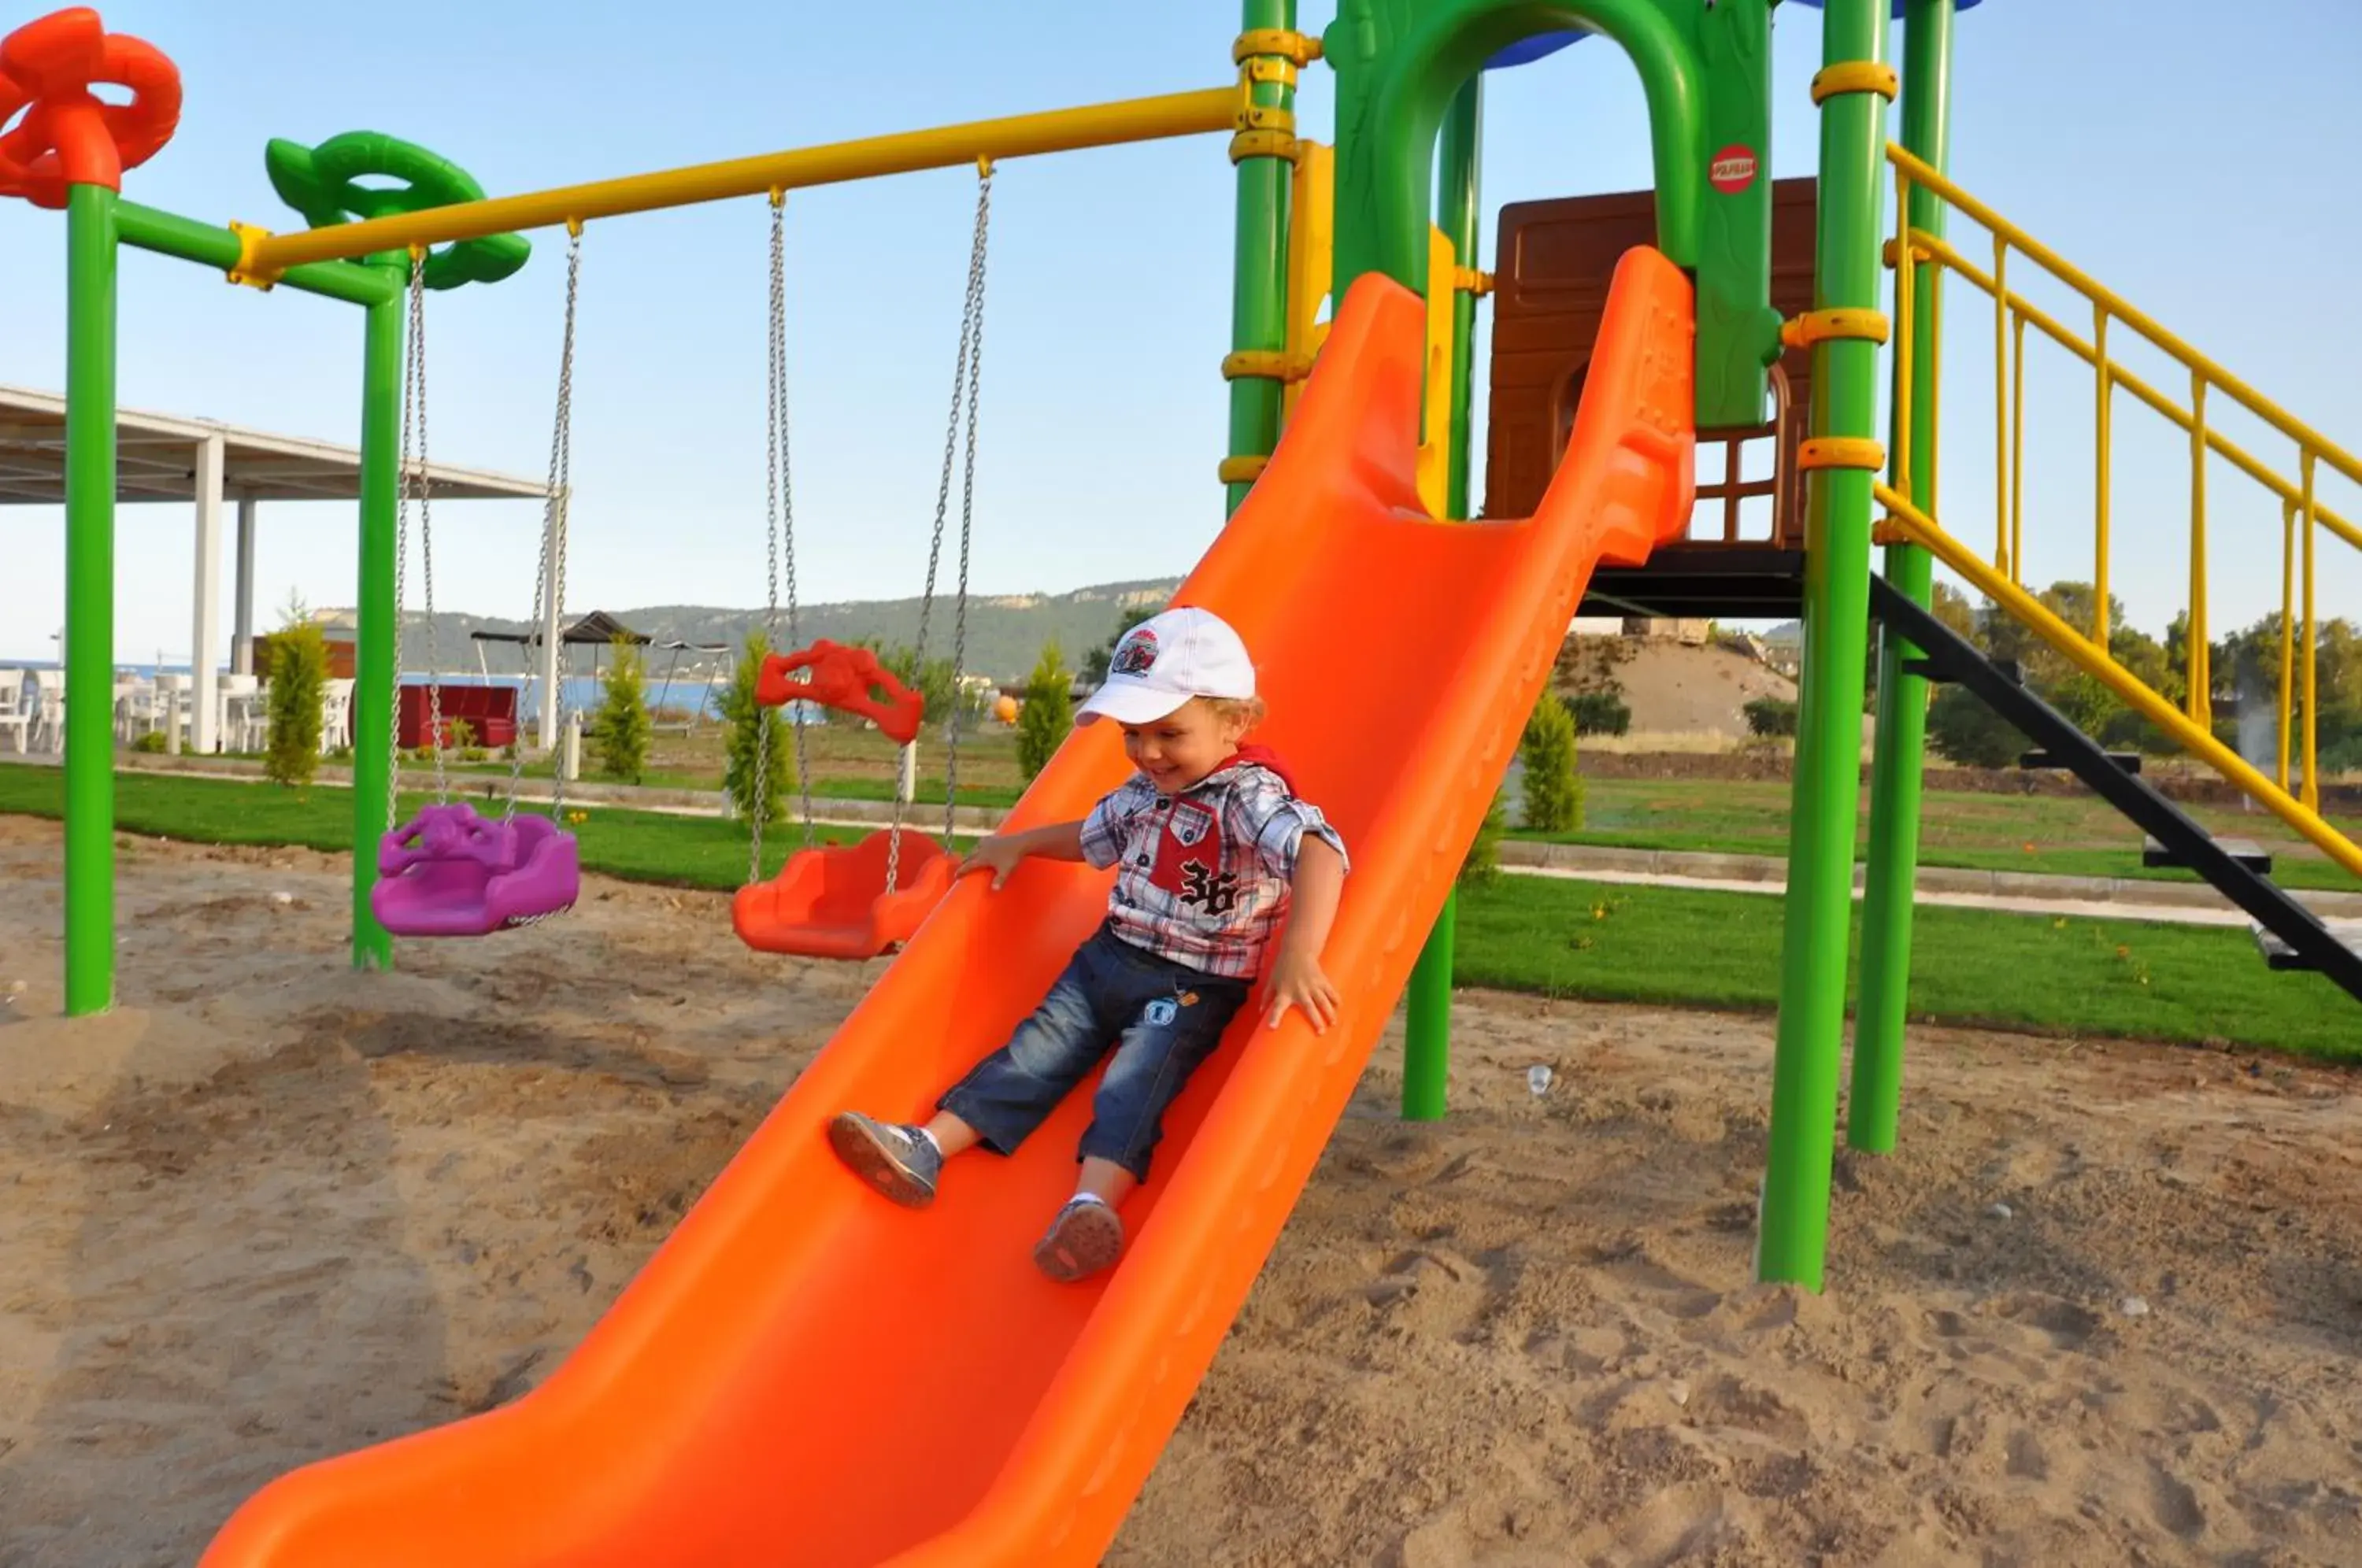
[753,196,813,883]
[401,253,450,808]
[945,172,988,846]
[519,227,583,825]
[895,162,991,891]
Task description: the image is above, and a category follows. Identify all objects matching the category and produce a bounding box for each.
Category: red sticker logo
[1709,144,1758,195]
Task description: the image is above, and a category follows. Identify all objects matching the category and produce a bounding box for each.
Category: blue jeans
[939,926,1250,1183]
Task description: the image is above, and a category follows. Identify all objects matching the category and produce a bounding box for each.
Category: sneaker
[827,1112,942,1208]
[1033,1195,1125,1283]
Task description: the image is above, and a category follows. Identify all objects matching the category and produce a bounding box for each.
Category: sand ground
[2,816,2358,1567]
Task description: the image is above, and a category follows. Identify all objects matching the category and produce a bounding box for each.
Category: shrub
[1742,695,1798,738]
[1016,640,1072,782]
[1457,789,1508,890]
[1564,689,1631,737]
[131,729,168,754]
[444,716,477,753]
[264,619,329,787]
[1519,692,1584,834]
[1925,686,2027,768]
[722,630,793,824]
[592,632,651,782]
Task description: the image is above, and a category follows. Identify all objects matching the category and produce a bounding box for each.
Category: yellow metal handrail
[1888,142,2354,813]
[1877,487,2362,880]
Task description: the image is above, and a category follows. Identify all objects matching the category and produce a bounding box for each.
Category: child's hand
[1265,949,1340,1034]
[959,834,1027,889]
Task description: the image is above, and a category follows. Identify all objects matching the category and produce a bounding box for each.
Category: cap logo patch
[1112,628,1159,676]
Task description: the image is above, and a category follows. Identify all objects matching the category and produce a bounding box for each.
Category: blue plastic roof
[1483,0,1981,72]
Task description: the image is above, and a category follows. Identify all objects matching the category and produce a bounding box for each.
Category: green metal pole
[1403,75,1483,1122]
[1223,0,1294,518]
[1850,0,1954,1155]
[1757,0,1890,1290]
[62,183,120,1017]
[351,278,403,970]
[114,201,397,307]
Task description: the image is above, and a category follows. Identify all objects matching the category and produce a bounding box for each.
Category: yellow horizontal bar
[1877,483,2362,881]
[247,87,1238,275]
[1911,231,2362,555]
[1890,142,2362,494]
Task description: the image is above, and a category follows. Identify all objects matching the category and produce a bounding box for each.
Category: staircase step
[2144,835,2273,875]
[2020,748,2143,775]
[2253,920,2362,972]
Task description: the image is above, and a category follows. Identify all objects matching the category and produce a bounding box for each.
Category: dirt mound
[1576,638,1798,740]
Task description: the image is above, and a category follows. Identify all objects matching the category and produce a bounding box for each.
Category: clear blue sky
[3,0,2357,664]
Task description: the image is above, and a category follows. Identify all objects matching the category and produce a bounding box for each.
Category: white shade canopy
[0,383,545,505]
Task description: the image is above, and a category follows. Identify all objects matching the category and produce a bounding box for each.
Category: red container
[396,684,519,749]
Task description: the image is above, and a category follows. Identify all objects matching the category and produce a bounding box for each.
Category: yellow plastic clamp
[1221,349,1312,383]
[1218,454,1268,486]
[1233,28,1322,67]
[1242,56,1298,89]
[1228,128,1303,165]
[1871,515,1910,546]
[1235,94,1295,134]
[1779,308,1890,352]
[1797,437,1888,472]
[1809,61,1898,105]
[1453,266,1494,298]
[225,220,280,291]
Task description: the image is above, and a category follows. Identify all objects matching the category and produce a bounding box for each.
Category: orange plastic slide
[202,247,1695,1568]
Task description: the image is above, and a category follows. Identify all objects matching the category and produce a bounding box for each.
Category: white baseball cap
[1077,606,1257,726]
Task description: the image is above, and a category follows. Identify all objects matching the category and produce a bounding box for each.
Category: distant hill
[368,579,1181,684]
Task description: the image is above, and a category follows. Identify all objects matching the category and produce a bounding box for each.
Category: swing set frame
[33,29,1290,1013]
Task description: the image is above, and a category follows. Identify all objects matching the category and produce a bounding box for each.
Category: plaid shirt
[1079,748,1347,981]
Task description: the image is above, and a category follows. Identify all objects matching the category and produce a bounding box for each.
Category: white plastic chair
[114,677,157,743]
[154,673,191,749]
[0,669,28,754]
[29,670,65,753]
[320,678,356,754]
[217,674,263,753]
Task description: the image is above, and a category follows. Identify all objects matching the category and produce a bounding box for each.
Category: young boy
[827,605,1347,1283]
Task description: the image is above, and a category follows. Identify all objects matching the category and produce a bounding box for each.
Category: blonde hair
[1200,693,1268,730]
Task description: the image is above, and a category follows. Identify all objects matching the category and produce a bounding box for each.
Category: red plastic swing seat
[731,828,959,960]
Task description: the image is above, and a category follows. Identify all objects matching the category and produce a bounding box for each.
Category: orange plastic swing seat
[731,828,960,960]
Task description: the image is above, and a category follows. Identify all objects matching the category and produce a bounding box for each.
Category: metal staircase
[1871,575,2362,1001]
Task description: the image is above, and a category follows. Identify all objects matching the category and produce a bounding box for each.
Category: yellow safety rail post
[1415,224,1456,519]
[237,88,1240,279]
[2091,302,2112,645]
[2301,449,2319,809]
[2280,499,2297,793]
[1883,140,2362,845]
[2187,371,2211,728]
[1280,139,1334,425]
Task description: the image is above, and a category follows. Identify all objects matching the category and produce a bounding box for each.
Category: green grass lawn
[1454,873,2356,1062]
[6,763,2349,1061]
[1529,776,2361,893]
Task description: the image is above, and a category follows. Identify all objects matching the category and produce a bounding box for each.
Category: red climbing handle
[0,8,181,209]
[755,638,926,746]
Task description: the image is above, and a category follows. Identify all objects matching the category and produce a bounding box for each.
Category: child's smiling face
[1119,697,1252,795]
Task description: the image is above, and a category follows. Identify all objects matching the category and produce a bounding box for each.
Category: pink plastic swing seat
[371,801,581,937]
